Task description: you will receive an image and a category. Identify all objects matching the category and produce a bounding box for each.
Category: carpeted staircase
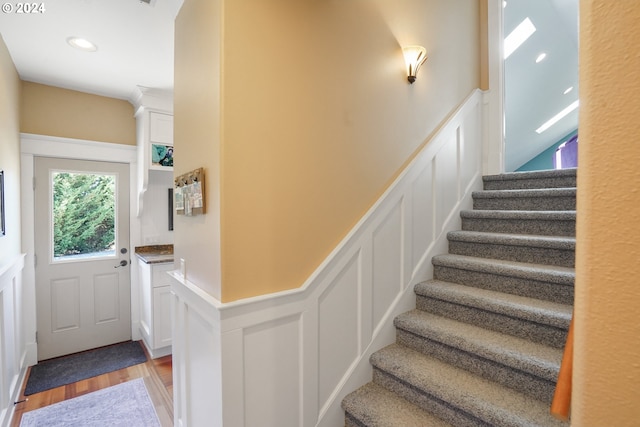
[342,168,576,427]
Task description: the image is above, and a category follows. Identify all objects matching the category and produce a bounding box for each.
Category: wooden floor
[11,342,173,427]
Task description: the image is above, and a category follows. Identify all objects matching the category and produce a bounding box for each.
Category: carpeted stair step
[394,310,562,403]
[432,254,574,304]
[482,168,576,191]
[473,188,576,211]
[342,382,454,427]
[460,209,576,237]
[447,230,575,267]
[371,344,568,427]
[414,280,571,348]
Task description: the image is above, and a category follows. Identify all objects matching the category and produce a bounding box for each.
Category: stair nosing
[447,230,576,250]
[472,188,576,198]
[415,279,572,328]
[460,209,576,220]
[482,168,578,181]
[432,254,575,285]
[482,168,576,182]
[342,382,454,427]
[371,344,567,427]
[394,310,562,381]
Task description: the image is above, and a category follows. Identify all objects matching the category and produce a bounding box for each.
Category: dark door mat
[24,341,148,396]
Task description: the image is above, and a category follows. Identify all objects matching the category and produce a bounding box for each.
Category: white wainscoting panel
[169,89,486,427]
[318,252,360,407]
[0,255,26,427]
[372,199,404,328]
[244,314,302,427]
[410,162,435,273]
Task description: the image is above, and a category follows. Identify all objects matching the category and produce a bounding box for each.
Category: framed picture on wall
[0,170,5,236]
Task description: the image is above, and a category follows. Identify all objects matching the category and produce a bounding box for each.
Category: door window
[51,171,117,262]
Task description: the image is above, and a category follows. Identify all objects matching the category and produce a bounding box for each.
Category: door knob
[114,259,128,268]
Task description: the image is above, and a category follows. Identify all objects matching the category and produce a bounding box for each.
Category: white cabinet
[135,105,173,216]
[138,259,173,358]
[148,111,174,171]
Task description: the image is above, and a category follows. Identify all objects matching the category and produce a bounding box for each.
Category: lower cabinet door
[153,285,173,348]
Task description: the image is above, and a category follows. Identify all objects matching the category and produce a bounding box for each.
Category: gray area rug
[24,341,147,395]
[19,378,160,427]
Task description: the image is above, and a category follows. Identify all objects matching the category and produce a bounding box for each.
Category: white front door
[34,157,131,361]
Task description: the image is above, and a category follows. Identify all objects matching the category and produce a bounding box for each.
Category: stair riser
[433,265,574,305]
[373,368,491,427]
[483,177,576,191]
[461,217,576,237]
[448,241,575,268]
[473,196,576,211]
[396,330,556,404]
[416,295,568,348]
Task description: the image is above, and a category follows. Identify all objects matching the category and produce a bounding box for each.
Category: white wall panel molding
[0,254,26,427]
[169,89,486,426]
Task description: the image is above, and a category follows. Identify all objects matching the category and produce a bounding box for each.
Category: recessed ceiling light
[504,18,536,59]
[66,37,97,52]
[535,53,547,63]
[503,1,507,7]
[563,87,574,95]
[536,100,580,134]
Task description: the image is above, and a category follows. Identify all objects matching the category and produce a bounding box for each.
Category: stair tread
[473,188,576,198]
[483,168,576,183]
[460,209,576,220]
[395,310,562,381]
[433,254,575,284]
[342,382,454,427]
[448,230,575,249]
[415,280,572,329]
[372,344,568,427]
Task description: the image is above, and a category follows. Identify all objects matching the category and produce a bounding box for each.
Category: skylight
[504,18,536,59]
[536,100,580,134]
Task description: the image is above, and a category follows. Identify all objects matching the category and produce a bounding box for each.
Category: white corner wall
[170,89,486,427]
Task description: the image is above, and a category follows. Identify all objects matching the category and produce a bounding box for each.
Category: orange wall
[0,35,22,263]
[220,0,479,302]
[21,81,136,145]
[174,0,480,302]
[573,1,640,425]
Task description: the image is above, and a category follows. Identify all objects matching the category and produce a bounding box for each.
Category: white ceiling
[0,0,182,102]
[0,0,577,171]
[504,0,579,171]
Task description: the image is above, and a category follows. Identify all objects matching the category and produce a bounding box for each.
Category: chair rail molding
[170,89,487,427]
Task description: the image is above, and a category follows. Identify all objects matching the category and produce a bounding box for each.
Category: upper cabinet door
[150,111,174,145]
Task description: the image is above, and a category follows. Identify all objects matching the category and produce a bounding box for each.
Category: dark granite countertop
[134,244,174,264]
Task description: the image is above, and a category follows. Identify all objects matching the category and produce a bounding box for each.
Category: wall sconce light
[403,45,427,84]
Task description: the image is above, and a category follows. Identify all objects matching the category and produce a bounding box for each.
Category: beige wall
[173,0,223,298]
[21,82,136,145]
[573,1,640,425]
[0,35,22,263]
[174,0,480,302]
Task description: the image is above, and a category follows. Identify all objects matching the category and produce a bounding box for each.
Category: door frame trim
[21,133,141,366]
